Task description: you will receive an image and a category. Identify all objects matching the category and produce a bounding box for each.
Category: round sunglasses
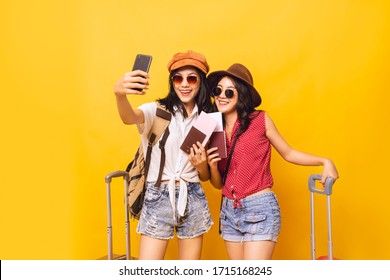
[212,87,235,98]
[172,75,199,85]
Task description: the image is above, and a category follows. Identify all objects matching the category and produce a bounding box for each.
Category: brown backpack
[126,103,171,219]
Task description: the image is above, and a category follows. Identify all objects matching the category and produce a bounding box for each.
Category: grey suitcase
[309,174,339,260]
[103,171,133,260]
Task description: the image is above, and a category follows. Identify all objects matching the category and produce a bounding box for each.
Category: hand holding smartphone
[132,54,152,92]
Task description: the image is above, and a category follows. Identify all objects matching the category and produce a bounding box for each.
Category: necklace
[225,122,234,141]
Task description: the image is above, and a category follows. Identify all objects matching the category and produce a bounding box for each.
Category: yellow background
[1,0,389,260]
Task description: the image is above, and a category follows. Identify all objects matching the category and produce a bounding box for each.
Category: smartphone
[132,54,152,72]
[131,54,152,92]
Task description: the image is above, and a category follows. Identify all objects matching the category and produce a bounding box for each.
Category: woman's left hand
[321,159,339,184]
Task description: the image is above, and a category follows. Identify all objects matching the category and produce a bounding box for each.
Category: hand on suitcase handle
[105,170,129,183]
[308,174,335,195]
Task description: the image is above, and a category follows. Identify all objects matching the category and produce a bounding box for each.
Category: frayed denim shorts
[220,192,281,242]
[136,182,213,239]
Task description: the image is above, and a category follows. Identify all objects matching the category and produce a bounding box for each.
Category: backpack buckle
[159,140,164,150]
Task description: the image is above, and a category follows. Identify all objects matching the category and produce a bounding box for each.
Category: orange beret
[167,50,209,74]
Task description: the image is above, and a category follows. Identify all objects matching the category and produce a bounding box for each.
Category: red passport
[180,112,218,154]
[208,131,227,158]
[180,126,206,154]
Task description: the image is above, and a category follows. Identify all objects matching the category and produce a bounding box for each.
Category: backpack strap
[147,104,171,145]
[155,127,170,187]
[144,103,171,186]
[219,126,242,234]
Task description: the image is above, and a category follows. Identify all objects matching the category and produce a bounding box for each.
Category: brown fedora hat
[207,63,261,107]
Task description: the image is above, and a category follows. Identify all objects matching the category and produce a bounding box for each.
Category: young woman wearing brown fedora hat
[206,63,339,260]
[114,50,214,259]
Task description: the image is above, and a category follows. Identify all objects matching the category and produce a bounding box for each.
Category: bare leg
[178,235,203,260]
[138,234,169,260]
[225,240,275,260]
[224,241,244,260]
[243,240,275,260]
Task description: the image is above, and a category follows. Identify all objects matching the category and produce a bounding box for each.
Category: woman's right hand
[113,70,147,125]
[206,147,223,189]
[207,147,221,170]
[114,70,150,96]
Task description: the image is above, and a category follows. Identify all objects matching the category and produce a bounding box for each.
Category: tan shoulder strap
[147,103,171,145]
[144,103,171,187]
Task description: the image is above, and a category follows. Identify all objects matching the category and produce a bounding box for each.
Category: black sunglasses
[212,87,235,98]
[172,75,198,85]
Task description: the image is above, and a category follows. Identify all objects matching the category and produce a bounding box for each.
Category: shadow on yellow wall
[1,0,389,259]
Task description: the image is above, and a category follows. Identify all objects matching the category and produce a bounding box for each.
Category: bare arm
[265,112,339,183]
[114,70,150,125]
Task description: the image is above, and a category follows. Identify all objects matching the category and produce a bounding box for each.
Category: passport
[180,111,218,154]
[207,112,227,158]
[208,130,227,158]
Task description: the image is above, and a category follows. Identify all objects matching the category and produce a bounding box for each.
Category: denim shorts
[136,182,213,239]
[220,192,281,242]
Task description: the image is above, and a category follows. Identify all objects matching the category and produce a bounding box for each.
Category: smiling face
[213,76,239,115]
[171,66,201,109]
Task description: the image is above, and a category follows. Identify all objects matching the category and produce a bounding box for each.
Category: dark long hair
[158,68,213,118]
[211,75,258,136]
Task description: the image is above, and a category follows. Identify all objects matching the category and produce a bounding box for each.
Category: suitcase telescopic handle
[308,174,335,195]
[104,170,130,260]
[105,170,129,183]
[309,174,336,260]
